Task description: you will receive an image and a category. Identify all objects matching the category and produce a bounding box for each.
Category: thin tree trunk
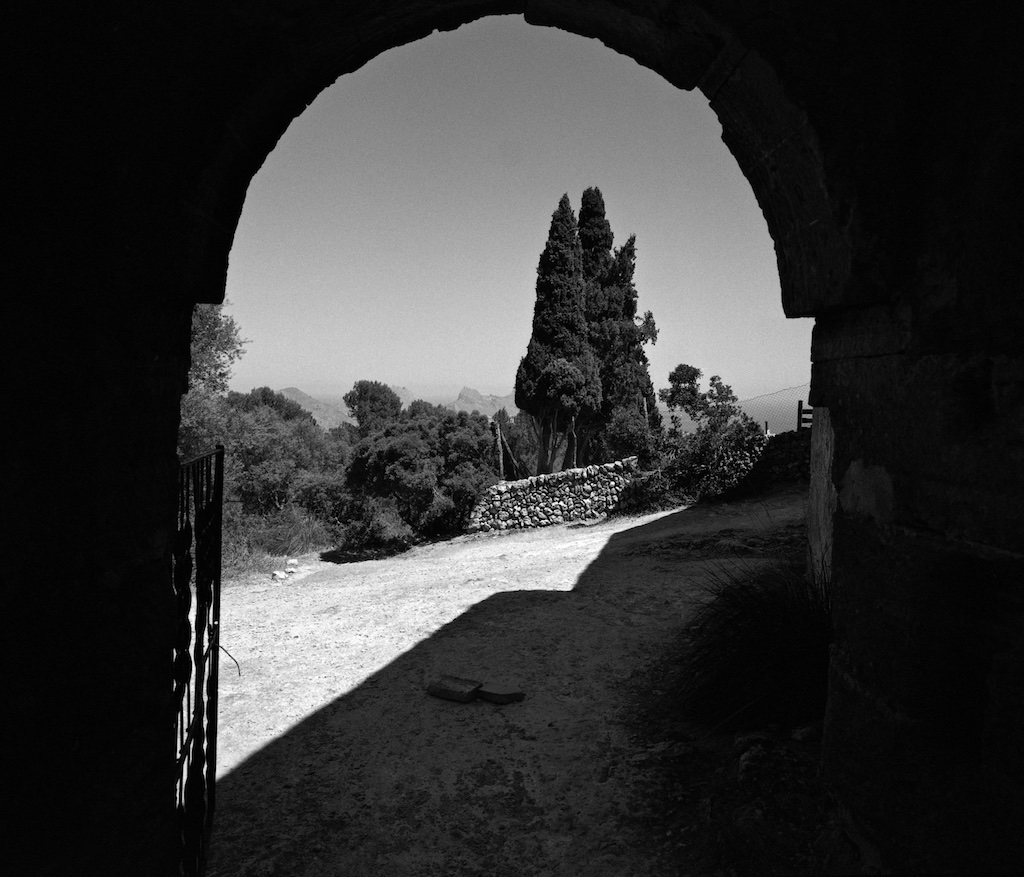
[535,415,555,475]
[566,415,578,469]
[494,421,505,481]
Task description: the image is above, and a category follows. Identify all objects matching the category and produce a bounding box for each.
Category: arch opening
[222,15,814,411]
[14,3,1022,875]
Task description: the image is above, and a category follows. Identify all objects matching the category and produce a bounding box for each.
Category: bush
[247,505,336,557]
[344,407,498,546]
[336,497,415,556]
[290,470,350,526]
[663,416,767,500]
[674,560,832,731]
[614,469,684,514]
[220,505,277,578]
[605,407,662,470]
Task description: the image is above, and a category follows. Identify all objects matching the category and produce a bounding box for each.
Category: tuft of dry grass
[221,505,335,579]
[676,558,833,733]
[627,557,838,875]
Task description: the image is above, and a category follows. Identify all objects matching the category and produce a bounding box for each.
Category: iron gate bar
[172,445,224,877]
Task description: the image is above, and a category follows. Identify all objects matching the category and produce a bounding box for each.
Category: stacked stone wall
[720,428,811,498]
[753,428,812,482]
[469,457,639,532]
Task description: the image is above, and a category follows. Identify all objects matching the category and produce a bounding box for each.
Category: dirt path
[207,486,808,877]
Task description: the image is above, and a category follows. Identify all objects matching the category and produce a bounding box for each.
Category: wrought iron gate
[173,446,224,877]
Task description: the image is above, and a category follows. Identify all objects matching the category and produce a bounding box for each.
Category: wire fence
[736,383,812,436]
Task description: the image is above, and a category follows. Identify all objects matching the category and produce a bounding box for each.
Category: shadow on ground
[207,485,814,877]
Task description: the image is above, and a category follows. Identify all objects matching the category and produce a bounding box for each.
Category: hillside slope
[446,387,518,418]
[278,387,354,429]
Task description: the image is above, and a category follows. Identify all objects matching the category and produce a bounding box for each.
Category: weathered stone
[477,682,525,704]
[737,744,769,782]
[426,676,482,703]
[467,457,639,532]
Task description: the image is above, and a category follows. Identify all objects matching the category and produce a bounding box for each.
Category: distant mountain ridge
[278,385,518,428]
[278,383,807,434]
[278,387,354,429]
[447,387,518,418]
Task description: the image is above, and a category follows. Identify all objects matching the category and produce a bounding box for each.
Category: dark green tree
[226,386,314,423]
[574,188,661,466]
[493,408,538,479]
[177,302,247,458]
[343,380,403,437]
[343,407,498,550]
[658,364,767,498]
[515,188,662,473]
[659,363,707,430]
[220,396,345,514]
[515,194,603,473]
[187,302,246,396]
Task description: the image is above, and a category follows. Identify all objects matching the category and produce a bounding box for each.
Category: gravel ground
[207,485,821,877]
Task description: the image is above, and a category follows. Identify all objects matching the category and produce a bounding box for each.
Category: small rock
[477,682,525,704]
[733,801,765,830]
[427,675,483,703]
[792,724,819,742]
[738,744,768,781]
[271,570,288,582]
[734,731,772,753]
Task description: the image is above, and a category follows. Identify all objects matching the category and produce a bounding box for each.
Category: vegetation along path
[208,484,816,876]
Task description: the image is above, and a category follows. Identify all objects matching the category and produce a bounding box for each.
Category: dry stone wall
[749,428,812,483]
[469,457,639,532]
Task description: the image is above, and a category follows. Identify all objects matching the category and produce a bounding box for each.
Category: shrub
[614,469,683,514]
[247,505,335,557]
[675,560,832,731]
[220,505,277,578]
[337,497,415,556]
[344,406,498,546]
[290,470,350,526]
[663,416,767,500]
[605,406,662,470]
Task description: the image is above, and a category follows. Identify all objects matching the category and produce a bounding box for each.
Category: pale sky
[224,15,812,403]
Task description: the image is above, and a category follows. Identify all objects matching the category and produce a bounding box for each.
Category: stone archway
[9,3,1022,874]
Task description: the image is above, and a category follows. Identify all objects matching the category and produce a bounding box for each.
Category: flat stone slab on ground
[426,675,483,703]
[477,682,525,704]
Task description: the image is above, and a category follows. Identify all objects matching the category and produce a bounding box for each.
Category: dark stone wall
[8,2,1022,873]
[469,458,638,531]
[741,427,812,488]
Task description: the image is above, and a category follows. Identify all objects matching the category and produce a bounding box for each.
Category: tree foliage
[493,407,537,479]
[343,380,403,437]
[179,307,497,564]
[515,194,602,473]
[515,189,660,474]
[226,386,313,422]
[578,191,661,466]
[187,302,246,397]
[658,365,767,498]
[223,391,346,514]
[178,302,247,459]
[342,405,498,551]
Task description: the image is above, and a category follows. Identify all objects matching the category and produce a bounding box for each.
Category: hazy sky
[224,15,812,402]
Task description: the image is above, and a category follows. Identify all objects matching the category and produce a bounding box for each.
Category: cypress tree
[515,194,601,474]
[575,189,661,466]
[516,188,661,474]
